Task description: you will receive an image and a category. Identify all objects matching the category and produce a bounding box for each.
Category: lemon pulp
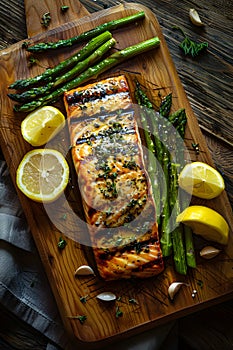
[178,161,225,199]
[16,149,69,202]
[21,106,65,146]
[177,205,229,245]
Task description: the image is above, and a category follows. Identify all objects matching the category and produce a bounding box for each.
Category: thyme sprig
[173,26,208,57]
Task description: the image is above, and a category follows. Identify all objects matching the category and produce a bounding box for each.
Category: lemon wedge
[177,205,229,245]
[178,162,225,199]
[16,149,69,203]
[21,106,65,146]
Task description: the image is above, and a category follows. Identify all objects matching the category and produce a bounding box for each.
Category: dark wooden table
[0,0,232,349]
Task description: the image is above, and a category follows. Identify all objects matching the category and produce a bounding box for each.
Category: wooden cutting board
[0,1,233,348]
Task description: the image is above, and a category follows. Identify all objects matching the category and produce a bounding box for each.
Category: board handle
[24,0,90,37]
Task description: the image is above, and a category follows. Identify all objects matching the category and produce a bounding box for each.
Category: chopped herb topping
[67,315,87,324]
[80,295,88,303]
[61,5,69,12]
[41,12,51,28]
[58,237,67,250]
[116,306,123,318]
[129,298,138,304]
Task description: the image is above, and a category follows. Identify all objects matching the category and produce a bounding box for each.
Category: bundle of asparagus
[135,81,196,274]
[8,11,161,113]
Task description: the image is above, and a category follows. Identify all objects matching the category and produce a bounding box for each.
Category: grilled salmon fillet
[64,75,164,280]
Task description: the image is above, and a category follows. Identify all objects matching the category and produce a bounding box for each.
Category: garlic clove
[200,246,221,259]
[74,265,95,276]
[168,282,188,301]
[189,8,205,27]
[96,292,116,302]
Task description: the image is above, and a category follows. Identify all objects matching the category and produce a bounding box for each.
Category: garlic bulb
[96,292,116,302]
[200,246,221,259]
[168,282,188,301]
[74,265,95,276]
[189,8,205,26]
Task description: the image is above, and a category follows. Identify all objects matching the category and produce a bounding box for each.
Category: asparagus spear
[9,31,113,90]
[8,37,116,103]
[14,37,160,113]
[134,81,160,220]
[171,111,196,270]
[27,11,145,52]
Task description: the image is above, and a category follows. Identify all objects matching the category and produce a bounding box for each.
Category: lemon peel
[177,205,229,245]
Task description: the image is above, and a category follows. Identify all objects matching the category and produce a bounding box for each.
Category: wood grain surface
[0,0,233,349]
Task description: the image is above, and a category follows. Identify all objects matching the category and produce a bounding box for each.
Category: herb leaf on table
[173,26,208,57]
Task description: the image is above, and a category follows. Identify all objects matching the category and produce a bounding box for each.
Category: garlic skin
[74,265,95,276]
[200,246,221,259]
[189,8,205,26]
[96,292,116,302]
[168,282,188,301]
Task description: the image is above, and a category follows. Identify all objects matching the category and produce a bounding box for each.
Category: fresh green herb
[173,26,208,57]
[116,306,123,318]
[58,237,67,250]
[61,5,69,12]
[80,295,88,303]
[41,12,51,28]
[27,56,40,67]
[67,315,87,324]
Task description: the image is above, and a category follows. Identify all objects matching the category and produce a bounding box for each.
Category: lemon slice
[21,106,65,146]
[177,205,229,245]
[178,162,225,199]
[16,149,69,203]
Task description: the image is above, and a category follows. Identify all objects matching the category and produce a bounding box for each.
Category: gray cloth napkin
[0,159,176,350]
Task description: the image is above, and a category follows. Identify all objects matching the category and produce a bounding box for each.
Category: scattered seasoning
[80,295,88,303]
[197,279,204,288]
[116,306,123,318]
[27,56,40,67]
[173,26,208,57]
[67,315,87,324]
[61,5,69,12]
[129,298,138,305]
[192,142,200,155]
[60,213,67,221]
[57,237,67,250]
[41,12,51,28]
